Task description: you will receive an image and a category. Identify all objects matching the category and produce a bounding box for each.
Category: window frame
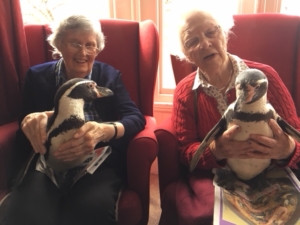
[20,0,283,105]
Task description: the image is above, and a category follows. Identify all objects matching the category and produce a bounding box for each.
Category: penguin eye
[88,83,94,89]
[255,85,260,90]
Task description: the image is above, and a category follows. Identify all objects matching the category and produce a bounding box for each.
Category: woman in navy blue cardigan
[0,15,145,225]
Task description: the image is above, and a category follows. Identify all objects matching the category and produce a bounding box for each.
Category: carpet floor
[148,173,161,225]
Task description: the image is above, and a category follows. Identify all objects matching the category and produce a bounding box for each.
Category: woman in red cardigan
[165,9,300,225]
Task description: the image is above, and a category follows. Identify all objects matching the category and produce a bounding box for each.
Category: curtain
[0,0,29,125]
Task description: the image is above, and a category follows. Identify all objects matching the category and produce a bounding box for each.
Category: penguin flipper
[276,116,300,142]
[189,117,227,172]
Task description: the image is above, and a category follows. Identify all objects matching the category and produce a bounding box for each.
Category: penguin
[189,69,300,189]
[44,78,113,172]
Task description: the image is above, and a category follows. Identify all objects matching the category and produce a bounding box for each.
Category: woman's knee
[61,191,119,225]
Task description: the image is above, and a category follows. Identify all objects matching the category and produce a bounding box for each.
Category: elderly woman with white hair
[161,8,300,225]
[0,15,145,225]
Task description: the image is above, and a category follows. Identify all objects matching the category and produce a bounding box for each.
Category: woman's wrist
[104,122,124,141]
[209,140,224,161]
[109,122,118,140]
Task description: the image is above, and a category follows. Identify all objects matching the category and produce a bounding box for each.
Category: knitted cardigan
[172,60,300,171]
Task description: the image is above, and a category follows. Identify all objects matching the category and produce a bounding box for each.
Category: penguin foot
[242,172,270,191]
[215,169,237,190]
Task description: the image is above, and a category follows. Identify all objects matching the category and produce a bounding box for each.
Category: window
[19,0,298,106]
[20,0,110,24]
[281,0,300,15]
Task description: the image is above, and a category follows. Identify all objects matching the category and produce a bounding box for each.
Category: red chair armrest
[118,189,142,225]
[127,115,158,225]
[155,116,181,198]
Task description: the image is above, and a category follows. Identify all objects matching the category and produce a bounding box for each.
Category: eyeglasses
[184,25,221,50]
[64,42,100,55]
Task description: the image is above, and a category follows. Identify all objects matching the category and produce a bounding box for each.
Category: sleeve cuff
[276,140,299,168]
[203,147,226,168]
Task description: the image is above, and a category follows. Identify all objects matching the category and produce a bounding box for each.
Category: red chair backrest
[24,19,159,116]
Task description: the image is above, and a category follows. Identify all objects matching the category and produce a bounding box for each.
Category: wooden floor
[148,173,161,225]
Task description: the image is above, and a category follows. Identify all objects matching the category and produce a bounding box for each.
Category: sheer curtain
[0,0,29,125]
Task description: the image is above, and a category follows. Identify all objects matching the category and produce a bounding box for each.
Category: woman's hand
[54,122,122,162]
[21,111,53,154]
[210,119,295,161]
[210,125,255,161]
[247,119,295,160]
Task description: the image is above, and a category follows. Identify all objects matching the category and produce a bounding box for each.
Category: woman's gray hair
[47,14,105,58]
[166,3,235,61]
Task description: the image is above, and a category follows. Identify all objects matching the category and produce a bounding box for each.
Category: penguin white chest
[49,129,77,152]
[47,97,85,152]
[228,119,273,141]
[227,123,272,180]
[226,101,275,180]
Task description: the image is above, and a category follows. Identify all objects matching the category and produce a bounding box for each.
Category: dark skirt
[0,154,125,225]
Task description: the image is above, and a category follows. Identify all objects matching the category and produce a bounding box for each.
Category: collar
[55,58,93,86]
[192,54,248,91]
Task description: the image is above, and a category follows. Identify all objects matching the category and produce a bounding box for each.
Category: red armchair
[0,19,159,225]
[156,13,300,224]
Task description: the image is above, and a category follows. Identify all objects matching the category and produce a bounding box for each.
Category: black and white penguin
[44,78,113,172]
[189,69,300,187]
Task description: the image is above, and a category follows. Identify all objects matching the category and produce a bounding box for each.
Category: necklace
[219,69,233,91]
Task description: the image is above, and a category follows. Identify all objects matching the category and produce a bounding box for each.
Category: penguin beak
[244,84,255,104]
[96,86,114,97]
[236,84,255,105]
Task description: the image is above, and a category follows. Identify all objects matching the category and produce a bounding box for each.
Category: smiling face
[180,11,228,74]
[57,29,98,80]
